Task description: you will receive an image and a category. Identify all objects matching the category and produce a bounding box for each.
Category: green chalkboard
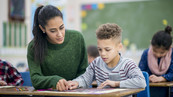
[81,0,173,49]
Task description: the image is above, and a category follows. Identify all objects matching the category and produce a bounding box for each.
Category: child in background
[87,45,99,64]
[0,59,24,86]
[139,26,173,82]
[64,23,146,90]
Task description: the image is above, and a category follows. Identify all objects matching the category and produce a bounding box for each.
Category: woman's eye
[50,30,56,33]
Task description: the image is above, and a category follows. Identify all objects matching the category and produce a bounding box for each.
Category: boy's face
[97,38,122,65]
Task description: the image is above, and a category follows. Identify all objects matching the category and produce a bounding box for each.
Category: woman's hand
[149,75,166,82]
[97,80,120,89]
[56,79,68,91]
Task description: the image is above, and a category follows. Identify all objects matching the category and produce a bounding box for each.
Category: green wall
[82,0,173,49]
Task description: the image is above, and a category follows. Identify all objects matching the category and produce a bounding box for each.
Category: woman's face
[152,46,169,58]
[42,16,65,44]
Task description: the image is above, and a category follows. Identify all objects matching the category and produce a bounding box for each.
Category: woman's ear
[39,25,45,33]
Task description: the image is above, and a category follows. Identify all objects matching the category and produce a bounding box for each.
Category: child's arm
[149,75,166,82]
[72,61,95,88]
[0,81,7,86]
[161,60,173,81]
[97,80,120,89]
[67,81,79,90]
[6,63,24,86]
[120,60,146,88]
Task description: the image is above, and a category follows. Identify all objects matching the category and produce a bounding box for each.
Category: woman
[27,5,88,90]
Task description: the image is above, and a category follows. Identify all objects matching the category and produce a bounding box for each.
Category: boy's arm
[67,81,79,90]
[97,80,120,89]
[72,61,95,88]
[120,62,146,88]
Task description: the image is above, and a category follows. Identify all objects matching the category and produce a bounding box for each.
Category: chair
[20,71,32,86]
[137,71,150,97]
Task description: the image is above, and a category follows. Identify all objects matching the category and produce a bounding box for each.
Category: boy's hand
[56,79,68,91]
[67,81,79,90]
[0,81,7,86]
[149,75,166,82]
[97,80,120,89]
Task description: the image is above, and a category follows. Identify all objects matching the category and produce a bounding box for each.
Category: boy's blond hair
[96,23,122,43]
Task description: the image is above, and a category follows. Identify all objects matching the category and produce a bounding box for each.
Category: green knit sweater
[27,30,88,89]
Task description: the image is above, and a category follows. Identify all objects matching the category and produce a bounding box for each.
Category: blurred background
[0,0,173,72]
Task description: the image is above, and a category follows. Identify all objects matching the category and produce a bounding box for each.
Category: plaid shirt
[0,59,24,86]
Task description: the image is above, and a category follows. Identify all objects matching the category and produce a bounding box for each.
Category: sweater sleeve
[161,50,173,81]
[73,62,95,88]
[6,63,24,86]
[27,42,64,89]
[139,49,148,71]
[162,64,173,81]
[76,32,88,77]
[120,61,146,88]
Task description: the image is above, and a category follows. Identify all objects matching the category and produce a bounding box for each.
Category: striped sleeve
[120,59,146,88]
[72,60,95,88]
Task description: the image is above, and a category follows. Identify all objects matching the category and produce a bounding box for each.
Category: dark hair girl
[139,26,173,83]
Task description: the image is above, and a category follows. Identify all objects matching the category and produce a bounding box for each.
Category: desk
[0,86,144,97]
[150,81,173,97]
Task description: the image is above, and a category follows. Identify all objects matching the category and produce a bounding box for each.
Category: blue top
[139,48,173,81]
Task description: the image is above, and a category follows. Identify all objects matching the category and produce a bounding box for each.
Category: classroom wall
[0,0,8,47]
[0,0,31,71]
[81,0,173,49]
[65,0,81,31]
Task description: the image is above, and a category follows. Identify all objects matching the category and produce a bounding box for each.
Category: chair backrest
[20,71,32,86]
[137,71,150,97]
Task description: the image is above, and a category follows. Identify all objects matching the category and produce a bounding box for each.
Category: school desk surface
[0,86,144,97]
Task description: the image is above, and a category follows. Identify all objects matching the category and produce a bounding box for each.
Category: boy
[0,59,24,86]
[58,23,146,91]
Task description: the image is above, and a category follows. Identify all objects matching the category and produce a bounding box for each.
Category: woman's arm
[27,42,64,89]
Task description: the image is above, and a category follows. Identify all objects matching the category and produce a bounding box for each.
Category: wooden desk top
[0,86,144,97]
[150,81,173,87]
